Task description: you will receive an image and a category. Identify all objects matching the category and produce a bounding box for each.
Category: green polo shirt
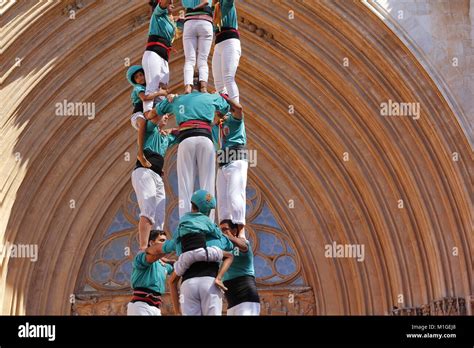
[131,252,173,294]
[143,121,178,157]
[149,4,176,46]
[156,92,230,125]
[223,240,255,281]
[162,212,234,255]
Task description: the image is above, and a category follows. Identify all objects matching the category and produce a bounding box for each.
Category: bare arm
[146,108,159,121]
[159,0,171,9]
[169,272,181,315]
[138,88,168,102]
[227,99,243,119]
[136,118,152,168]
[214,251,233,291]
[224,233,248,252]
[144,243,167,263]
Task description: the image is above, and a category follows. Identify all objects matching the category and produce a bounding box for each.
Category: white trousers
[127,301,161,316]
[183,20,214,85]
[180,276,223,315]
[177,136,216,221]
[227,302,260,316]
[174,247,223,276]
[131,168,166,230]
[130,112,145,131]
[142,50,170,112]
[212,38,241,102]
[216,160,248,225]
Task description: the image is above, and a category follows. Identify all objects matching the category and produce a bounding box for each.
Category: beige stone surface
[0,0,472,315]
[368,0,474,146]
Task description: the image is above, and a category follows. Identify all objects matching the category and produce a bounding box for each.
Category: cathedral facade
[1,0,472,316]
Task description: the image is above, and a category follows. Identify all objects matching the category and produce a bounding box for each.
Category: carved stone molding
[391,297,467,316]
[72,287,315,316]
[0,0,16,16]
[62,0,85,15]
[239,16,274,42]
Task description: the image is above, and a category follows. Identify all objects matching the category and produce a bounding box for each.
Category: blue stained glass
[103,235,129,260]
[275,255,297,276]
[246,186,257,200]
[167,151,177,165]
[291,276,304,286]
[285,241,295,255]
[121,260,133,276]
[127,202,140,221]
[130,191,137,203]
[105,209,135,235]
[257,231,284,256]
[254,255,273,278]
[115,271,126,283]
[130,235,139,254]
[253,203,281,229]
[167,205,180,235]
[248,236,254,248]
[168,169,179,197]
[91,262,111,282]
[262,275,283,283]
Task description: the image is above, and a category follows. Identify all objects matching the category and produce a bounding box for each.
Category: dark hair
[220,219,237,230]
[131,69,144,84]
[191,202,199,211]
[149,0,158,10]
[149,230,166,244]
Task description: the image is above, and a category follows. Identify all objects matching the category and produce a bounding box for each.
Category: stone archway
[1,0,471,315]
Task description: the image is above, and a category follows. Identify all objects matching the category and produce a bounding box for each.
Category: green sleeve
[213,95,230,115]
[221,0,234,17]
[209,223,223,239]
[154,2,168,16]
[220,234,234,251]
[162,239,176,254]
[229,113,243,123]
[135,85,146,94]
[167,133,179,148]
[165,263,174,275]
[156,98,172,116]
[133,252,151,270]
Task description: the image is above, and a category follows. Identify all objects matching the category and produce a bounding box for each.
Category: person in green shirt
[220,219,260,315]
[126,65,168,168]
[152,84,242,222]
[142,0,177,118]
[212,0,241,103]
[127,230,174,316]
[145,189,235,315]
[131,113,179,251]
[181,0,214,93]
[212,108,248,239]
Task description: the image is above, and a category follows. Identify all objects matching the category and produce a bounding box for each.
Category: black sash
[224,275,260,309]
[215,27,240,44]
[181,233,219,281]
[145,35,171,62]
[216,144,247,167]
[185,5,212,17]
[178,128,212,143]
[134,149,164,176]
[131,287,162,308]
[132,102,143,114]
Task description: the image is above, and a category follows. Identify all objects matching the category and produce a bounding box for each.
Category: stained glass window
[77,148,306,292]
